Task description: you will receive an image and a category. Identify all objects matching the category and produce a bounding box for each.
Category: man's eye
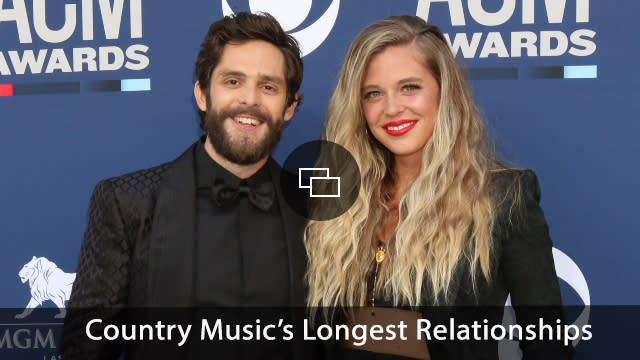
[225,79,239,86]
[264,85,276,92]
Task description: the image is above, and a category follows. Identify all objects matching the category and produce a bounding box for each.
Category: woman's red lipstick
[383,120,417,136]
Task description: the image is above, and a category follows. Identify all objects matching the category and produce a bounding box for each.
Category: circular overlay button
[280,140,360,221]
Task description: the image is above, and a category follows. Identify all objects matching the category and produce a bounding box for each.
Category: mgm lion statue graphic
[15,256,76,319]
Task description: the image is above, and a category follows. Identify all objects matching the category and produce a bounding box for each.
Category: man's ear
[283,94,299,122]
[194,81,207,112]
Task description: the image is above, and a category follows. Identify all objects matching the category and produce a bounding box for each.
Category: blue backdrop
[1,0,638,313]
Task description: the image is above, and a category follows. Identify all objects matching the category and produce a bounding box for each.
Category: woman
[305,16,572,359]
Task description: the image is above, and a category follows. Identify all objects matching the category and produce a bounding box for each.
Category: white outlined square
[298,167,340,197]
[298,168,329,188]
[309,177,341,198]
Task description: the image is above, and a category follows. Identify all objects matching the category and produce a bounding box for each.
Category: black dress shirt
[194,141,289,307]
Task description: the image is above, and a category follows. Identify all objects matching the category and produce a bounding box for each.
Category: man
[62,13,310,359]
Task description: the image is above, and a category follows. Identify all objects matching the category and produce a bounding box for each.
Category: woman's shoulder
[488,167,541,205]
[489,167,539,190]
[487,168,545,232]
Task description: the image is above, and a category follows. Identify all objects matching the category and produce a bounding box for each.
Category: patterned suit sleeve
[61,179,129,359]
[500,170,574,359]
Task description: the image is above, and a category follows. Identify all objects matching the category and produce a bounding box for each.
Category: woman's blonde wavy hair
[305,16,501,311]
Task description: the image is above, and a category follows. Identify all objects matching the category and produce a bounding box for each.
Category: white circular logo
[500,247,590,358]
[222,0,340,56]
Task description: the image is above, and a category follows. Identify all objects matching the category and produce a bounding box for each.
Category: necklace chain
[370,243,386,313]
[371,196,396,314]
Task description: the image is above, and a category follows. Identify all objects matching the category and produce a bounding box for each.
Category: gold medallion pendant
[375,247,386,263]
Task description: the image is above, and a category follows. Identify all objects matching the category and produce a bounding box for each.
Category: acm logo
[0,0,150,96]
[416,0,597,80]
[222,0,340,56]
[0,0,148,76]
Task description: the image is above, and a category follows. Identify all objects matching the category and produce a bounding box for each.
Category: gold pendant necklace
[370,242,386,314]
[375,246,386,263]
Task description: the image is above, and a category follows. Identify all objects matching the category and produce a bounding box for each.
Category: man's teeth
[387,122,415,131]
[234,117,261,126]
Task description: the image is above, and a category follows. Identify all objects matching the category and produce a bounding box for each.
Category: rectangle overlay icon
[310,177,341,198]
[298,168,329,189]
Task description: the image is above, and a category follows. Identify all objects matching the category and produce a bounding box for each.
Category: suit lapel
[268,158,311,360]
[147,141,198,307]
[268,158,308,307]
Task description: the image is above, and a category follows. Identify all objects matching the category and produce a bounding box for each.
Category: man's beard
[204,105,284,165]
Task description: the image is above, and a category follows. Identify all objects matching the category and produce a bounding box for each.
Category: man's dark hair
[195,12,304,129]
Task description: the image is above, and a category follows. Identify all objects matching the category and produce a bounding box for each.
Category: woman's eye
[402,84,419,92]
[364,91,381,99]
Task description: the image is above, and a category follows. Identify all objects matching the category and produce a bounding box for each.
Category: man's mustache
[216,106,273,127]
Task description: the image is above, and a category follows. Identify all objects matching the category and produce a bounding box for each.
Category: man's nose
[238,85,260,107]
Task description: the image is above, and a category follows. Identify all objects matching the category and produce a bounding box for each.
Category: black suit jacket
[62,140,311,359]
[323,170,573,360]
[423,169,574,359]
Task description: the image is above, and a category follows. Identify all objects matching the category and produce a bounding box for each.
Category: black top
[331,170,574,360]
[194,140,289,306]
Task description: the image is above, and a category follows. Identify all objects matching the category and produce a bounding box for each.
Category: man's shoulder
[89,161,176,219]
[96,140,198,199]
[100,161,173,195]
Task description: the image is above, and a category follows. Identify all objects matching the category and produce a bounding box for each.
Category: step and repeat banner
[0,0,638,353]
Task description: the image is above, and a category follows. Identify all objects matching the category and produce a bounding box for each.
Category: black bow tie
[200,178,275,212]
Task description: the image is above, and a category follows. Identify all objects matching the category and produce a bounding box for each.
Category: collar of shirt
[195,137,272,189]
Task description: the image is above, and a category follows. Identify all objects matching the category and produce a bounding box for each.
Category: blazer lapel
[147,141,198,307]
[268,158,313,360]
[268,158,308,307]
